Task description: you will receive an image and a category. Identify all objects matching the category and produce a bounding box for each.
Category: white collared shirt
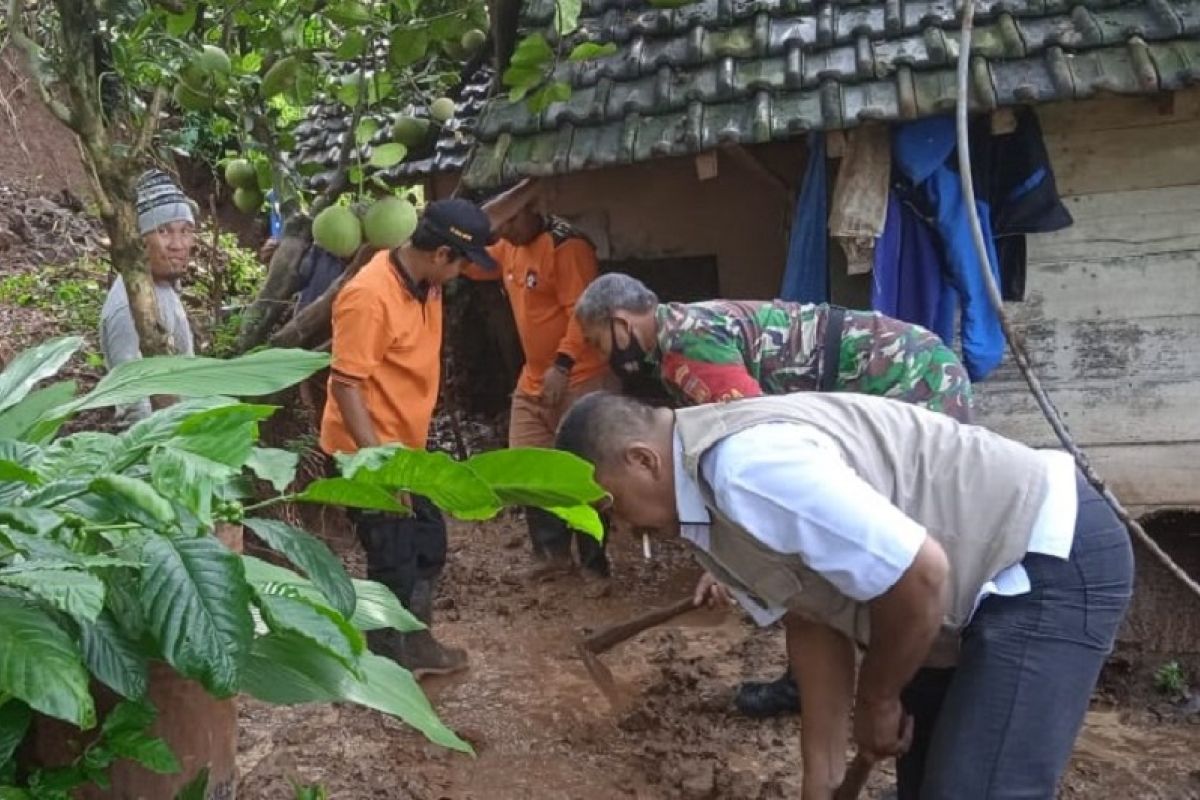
[675,422,1078,627]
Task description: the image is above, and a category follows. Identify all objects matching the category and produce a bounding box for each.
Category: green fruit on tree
[172,81,212,111]
[441,39,466,60]
[312,206,363,258]
[429,97,456,123]
[224,158,257,190]
[261,56,300,99]
[196,44,232,76]
[327,0,373,26]
[233,188,264,214]
[391,115,431,147]
[461,29,486,54]
[363,197,419,249]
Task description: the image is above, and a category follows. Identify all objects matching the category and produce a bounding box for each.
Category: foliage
[0,256,108,364]
[0,338,606,793]
[1155,660,1188,697]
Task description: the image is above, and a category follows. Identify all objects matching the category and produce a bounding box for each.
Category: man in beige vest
[556,391,1133,800]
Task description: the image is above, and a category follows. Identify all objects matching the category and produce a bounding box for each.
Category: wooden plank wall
[974,90,1200,512]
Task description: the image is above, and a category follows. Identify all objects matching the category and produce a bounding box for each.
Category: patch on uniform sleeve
[525,270,538,289]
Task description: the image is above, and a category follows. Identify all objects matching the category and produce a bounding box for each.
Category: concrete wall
[974,89,1200,514]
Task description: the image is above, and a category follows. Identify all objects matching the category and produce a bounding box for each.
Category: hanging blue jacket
[780,132,829,303]
[892,117,1005,382]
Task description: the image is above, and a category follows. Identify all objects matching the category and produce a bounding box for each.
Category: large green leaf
[34,432,121,481]
[169,404,277,467]
[389,26,429,67]
[240,634,469,752]
[337,447,500,520]
[0,460,39,486]
[0,337,81,415]
[466,448,605,507]
[101,700,180,775]
[243,518,355,618]
[79,610,149,700]
[0,567,105,622]
[245,448,298,492]
[296,478,407,513]
[0,597,94,727]
[0,700,31,765]
[139,534,253,696]
[55,349,328,417]
[148,447,233,524]
[546,505,604,540]
[0,380,77,442]
[254,590,364,670]
[242,555,422,633]
[554,0,581,34]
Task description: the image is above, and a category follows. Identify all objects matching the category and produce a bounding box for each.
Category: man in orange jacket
[468,180,616,579]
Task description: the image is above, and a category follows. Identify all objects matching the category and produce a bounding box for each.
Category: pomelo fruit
[363,197,418,249]
[173,81,212,111]
[196,45,232,76]
[429,96,456,123]
[233,187,264,214]
[391,115,431,147]
[261,56,299,99]
[461,29,486,54]
[312,206,363,258]
[224,158,257,190]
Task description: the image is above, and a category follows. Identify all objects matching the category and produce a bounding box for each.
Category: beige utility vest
[674,393,1051,645]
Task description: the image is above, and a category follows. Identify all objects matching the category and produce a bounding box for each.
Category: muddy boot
[514,507,575,582]
[400,578,467,679]
[734,667,801,718]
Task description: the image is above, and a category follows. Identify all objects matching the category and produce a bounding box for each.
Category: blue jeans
[899,473,1134,799]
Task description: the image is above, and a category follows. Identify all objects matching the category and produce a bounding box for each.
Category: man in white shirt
[556,391,1133,800]
[100,169,196,423]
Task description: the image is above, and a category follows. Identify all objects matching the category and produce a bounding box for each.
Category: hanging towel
[780,132,829,303]
[829,123,891,275]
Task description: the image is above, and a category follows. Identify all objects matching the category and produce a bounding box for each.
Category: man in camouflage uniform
[573,273,974,718]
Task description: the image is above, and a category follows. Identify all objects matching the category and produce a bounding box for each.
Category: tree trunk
[235,216,311,352]
[268,245,373,350]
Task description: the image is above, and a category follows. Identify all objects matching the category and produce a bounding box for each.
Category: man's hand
[541,365,569,407]
[693,572,732,608]
[852,695,913,762]
[259,237,280,264]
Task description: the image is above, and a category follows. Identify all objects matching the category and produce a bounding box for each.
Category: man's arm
[101,304,175,415]
[659,351,765,404]
[329,380,381,449]
[551,238,600,367]
[480,178,538,231]
[786,614,855,800]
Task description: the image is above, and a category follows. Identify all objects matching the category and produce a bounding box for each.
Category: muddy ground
[238,508,1200,800]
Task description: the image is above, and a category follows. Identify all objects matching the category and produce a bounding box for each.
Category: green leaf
[369,142,407,169]
[242,555,422,633]
[336,31,367,60]
[240,634,470,752]
[555,0,582,35]
[355,117,380,146]
[243,518,355,618]
[0,567,105,622]
[165,3,197,36]
[528,81,572,114]
[466,448,606,507]
[90,474,176,526]
[548,505,604,539]
[100,697,154,735]
[508,33,553,68]
[390,27,429,67]
[0,597,94,727]
[335,79,360,108]
[0,701,31,765]
[0,380,76,441]
[139,534,253,696]
[148,447,231,525]
[170,404,276,467]
[0,460,39,486]
[337,446,500,520]
[101,700,179,774]
[568,42,618,61]
[326,0,374,25]
[254,591,364,670]
[348,165,364,185]
[0,337,81,415]
[59,349,328,417]
[79,611,149,700]
[245,448,298,492]
[296,477,407,513]
[174,768,209,800]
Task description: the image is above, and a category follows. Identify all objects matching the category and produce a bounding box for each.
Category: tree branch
[6,0,74,126]
[147,0,188,13]
[133,84,168,156]
[309,97,365,216]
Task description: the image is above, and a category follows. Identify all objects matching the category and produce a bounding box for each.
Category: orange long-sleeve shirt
[468,223,607,396]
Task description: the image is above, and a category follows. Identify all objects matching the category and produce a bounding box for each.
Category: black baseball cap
[422,198,499,271]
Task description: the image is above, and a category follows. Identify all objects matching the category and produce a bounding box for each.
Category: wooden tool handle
[833,754,873,800]
[581,595,696,654]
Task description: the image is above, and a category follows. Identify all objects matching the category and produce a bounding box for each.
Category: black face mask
[609,319,650,376]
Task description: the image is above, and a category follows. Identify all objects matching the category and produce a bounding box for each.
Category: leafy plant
[1155,660,1187,697]
[0,337,606,793]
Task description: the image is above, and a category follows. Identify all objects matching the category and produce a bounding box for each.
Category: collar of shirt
[389,249,432,303]
[672,429,711,526]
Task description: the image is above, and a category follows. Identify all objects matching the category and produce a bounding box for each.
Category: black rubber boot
[734,667,801,718]
[398,578,467,679]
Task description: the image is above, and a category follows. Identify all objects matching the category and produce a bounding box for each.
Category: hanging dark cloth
[780,132,829,303]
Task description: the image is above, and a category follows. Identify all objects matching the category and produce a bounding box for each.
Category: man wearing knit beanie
[100,168,198,422]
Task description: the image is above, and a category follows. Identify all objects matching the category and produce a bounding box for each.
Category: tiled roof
[462,0,1200,187]
[290,64,495,191]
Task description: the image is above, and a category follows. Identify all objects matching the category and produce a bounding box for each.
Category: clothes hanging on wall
[780,132,829,303]
[872,190,946,332]
[829,123,891,275]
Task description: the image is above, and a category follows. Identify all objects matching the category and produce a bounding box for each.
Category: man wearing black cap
[321,198,497,677]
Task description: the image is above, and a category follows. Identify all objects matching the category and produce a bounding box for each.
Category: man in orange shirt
[322,199,497,677]
[470,181,616,579]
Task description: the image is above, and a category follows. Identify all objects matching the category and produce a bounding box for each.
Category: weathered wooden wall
[975,89,1200,515]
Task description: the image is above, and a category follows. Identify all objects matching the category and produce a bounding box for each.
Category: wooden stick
[580,596,696,655]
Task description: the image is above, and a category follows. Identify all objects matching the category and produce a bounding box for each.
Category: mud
[238,510,1200,799]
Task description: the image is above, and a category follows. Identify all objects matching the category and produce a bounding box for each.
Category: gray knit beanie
[135,169,197,235]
